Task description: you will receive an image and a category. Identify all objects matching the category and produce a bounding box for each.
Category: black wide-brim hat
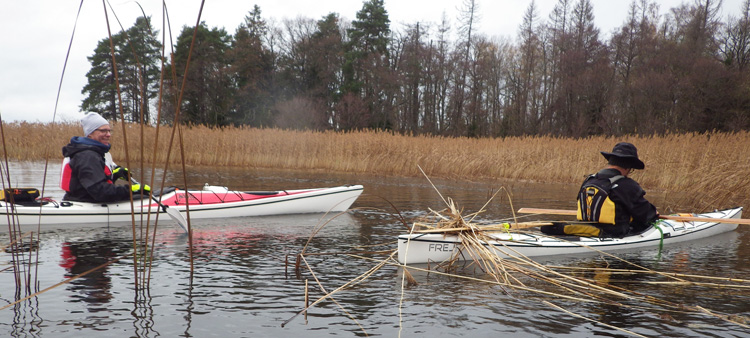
[600,142,645,169]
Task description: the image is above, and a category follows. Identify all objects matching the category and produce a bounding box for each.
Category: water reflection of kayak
[397,207,742,264]
[59,239,132,305]
[1,184,363,227]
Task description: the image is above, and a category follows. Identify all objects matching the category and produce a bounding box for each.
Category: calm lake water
[1,161,748,337]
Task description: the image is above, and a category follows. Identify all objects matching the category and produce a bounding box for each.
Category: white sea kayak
[2,184,363,227]
[397,207,742,264]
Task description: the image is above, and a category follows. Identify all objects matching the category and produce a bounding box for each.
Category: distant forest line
[80,0,750,137]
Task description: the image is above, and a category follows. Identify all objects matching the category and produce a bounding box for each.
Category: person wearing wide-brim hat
[542,142,659,238]
[599,142,645,171]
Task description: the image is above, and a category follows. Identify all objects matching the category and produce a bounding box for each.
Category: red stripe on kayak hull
[158,189,320,206]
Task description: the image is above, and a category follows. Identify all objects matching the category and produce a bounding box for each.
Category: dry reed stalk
[640,280,750,289]
[282,252,375,333]
[349,253,617,302]
[695,306,750,328]
[0,230,34,252]
[539,265,750,284]
[284,208,397,330]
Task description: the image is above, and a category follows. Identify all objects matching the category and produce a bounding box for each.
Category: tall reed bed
[3,122,748,210]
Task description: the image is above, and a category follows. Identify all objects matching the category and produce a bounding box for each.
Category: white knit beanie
[81,113,109,137]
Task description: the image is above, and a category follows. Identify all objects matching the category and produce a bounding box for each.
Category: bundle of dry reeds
[408,201,749,330]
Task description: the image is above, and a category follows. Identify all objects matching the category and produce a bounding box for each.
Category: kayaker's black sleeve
[611,178,658,231]
[69,150,131,202]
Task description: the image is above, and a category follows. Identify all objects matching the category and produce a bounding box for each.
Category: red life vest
[60,157,113,192]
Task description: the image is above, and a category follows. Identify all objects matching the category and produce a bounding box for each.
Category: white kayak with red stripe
[397,207,742,264]
[2,184,363,226]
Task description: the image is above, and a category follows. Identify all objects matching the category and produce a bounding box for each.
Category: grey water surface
[1,161,748,337]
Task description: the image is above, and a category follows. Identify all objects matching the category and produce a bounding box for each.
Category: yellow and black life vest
[576,174,624,224]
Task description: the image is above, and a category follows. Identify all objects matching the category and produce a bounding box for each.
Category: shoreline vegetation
[3,122,749,211]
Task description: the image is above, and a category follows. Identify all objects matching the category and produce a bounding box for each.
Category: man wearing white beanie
[60,113,149,202]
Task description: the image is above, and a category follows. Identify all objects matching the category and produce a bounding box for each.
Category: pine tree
[228,5,276,127]
[80,16,160,123]
[341,0,392,130]
[166,22,233,126]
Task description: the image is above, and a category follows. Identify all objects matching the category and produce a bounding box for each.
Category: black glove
[112,166,129,181]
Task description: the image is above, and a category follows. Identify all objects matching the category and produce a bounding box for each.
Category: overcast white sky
[0,0,743,123]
